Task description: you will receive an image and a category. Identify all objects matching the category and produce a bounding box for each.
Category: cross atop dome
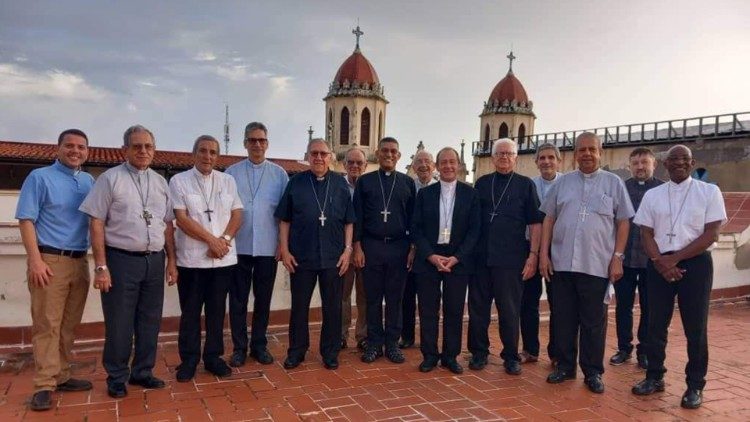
[507,50,516,73]
[352,25,364,51]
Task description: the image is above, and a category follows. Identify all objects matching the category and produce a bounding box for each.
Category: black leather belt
[365,236,406,244]
[106,246,162,257]
[38,246,87,258]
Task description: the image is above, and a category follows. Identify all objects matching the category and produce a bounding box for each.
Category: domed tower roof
[324,25,386,101]
[481,50,534,117]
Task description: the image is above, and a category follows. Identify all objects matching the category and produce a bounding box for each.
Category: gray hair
[575,132,602,149]
[492,138,518,155]
[412,149,435,165]
[123,124,155,147]
[435,147,460,163]
[345,147,367,163]
[244,121,268,138]
[535,143,562,161]
[666,144,692,158]
[307,138,330,153]
[192,135,221,154]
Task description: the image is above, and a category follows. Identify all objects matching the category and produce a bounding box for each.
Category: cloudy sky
[1,0,748,172]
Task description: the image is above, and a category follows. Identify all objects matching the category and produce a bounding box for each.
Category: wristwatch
[613,252,625,261]
[221,234,232,242]
[95,265,108,273]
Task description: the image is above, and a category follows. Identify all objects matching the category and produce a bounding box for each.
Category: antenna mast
[223,103,230,155]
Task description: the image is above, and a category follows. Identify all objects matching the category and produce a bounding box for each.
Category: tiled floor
[1,300,749,421]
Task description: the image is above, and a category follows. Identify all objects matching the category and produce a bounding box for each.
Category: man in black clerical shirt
[353,137,416,364]
[468,139,543,375]
[275,139,355,370]
[411,147,480,374]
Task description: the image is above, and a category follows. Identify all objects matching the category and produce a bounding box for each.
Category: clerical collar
[541,172,560,183]
[125,161,149,175]
[53,160,80,176]
[191,166,213,179]
[581,168,601,179]
[313,171,327,182]
[494,171,513,179]
[248,159,266,169]
[439,179,457,189]
[636,177,653,186]
[380,169,393,177]
[668,176,693,189]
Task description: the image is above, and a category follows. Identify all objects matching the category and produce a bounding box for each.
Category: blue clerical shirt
[15,160,95,251]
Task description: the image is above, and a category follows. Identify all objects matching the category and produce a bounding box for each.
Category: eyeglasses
[493,151,516,157]
[346,160,366,166]
[245,138,268,144]
[309,151,331,158]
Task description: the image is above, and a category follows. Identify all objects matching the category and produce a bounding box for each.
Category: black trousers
[551,271,609,377]
[101,248,164,385]
[614,266,649,355]
[520,272,557,359]
[176,266,232,369]
[401,272,418,342]
[287,268,343,360]
[416,271,468,361]
[468,266,524,362]
[229,255,277,354]
[646,252,712,390]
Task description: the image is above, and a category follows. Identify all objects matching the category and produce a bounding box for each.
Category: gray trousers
[101,247,165,385]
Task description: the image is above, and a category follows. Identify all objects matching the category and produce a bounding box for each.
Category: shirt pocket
[185,194,206,217]
[687,209,705,229]
[594,194,614,217]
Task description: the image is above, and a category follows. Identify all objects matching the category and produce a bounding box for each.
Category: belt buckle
[62,250,74,257]
[383,237,391,244]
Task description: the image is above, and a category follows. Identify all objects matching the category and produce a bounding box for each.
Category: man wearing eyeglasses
[341,147,368,351]
[225,122,289,367]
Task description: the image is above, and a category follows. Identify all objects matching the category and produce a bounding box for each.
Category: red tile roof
[334,49,380,85]
[488,71,529,104]
[0,140,309,174]
[721,192,750,235]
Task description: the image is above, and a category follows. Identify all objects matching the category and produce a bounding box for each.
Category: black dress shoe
[176,365,196,383]
[107,383,128,399]
[128,376,166,389]
[419,357,439,372]
[631,378,665,395]
[229,350,247,367]
[637,354,648,370]
[283,355,304,369]
[385,347,405,364]
[504,360,522,375]
[361,347,383,363]
[206,359,233,378]
[584,375,605,394]
[323,357,339,370]
[56,378,93,392]
[609,350,631,366]
[441,359,464,374]
[546,369,576,384]
[250,348,274,365]
[468,355,487,371]
[29,390,52,411]
[398,338,415,349]
[356,339,367,351]
[681,388,703,409]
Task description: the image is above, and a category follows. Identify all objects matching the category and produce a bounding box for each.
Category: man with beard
[539,132,634,394]
[610,147,663,369]
[353,137,416,364]
[276,139,354,370]
[631,145,726,409]
[400,149,436,349]
[341,147,368,351]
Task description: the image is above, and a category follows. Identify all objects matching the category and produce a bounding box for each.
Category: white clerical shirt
[437,179,457,244]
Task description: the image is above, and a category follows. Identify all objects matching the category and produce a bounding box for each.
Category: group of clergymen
[18,122,726,412]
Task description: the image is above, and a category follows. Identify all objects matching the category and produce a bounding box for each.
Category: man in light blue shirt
[16,129,95,411]
[225,122,289,367]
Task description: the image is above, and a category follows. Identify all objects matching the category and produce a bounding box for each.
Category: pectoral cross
[666,232,677,243]
[380,209,391,223]
[441,227,451,243]
[490,211,499,222]
[578,206,590,223]
[205,208,213,222]
[142,209,153,227]
[319,212,327,227]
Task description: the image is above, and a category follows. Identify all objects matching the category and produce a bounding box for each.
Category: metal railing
[472,111,750,156]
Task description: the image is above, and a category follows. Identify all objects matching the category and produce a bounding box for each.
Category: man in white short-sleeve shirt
[630,145,726,410]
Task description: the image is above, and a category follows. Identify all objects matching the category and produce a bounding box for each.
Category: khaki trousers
[341,266,367,342]
[28,253,89,392]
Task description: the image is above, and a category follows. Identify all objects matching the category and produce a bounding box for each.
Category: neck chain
[194,170,217,222]
[578,170,603,223]
[440,183,456,242]
[309,172,331,227]
[127,167,152,227]
[245,160,267,203]
[378,170,398,223]
[489,172,514,222]
[667,181,693,243]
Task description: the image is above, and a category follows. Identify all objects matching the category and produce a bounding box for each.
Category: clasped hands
[428,254,458,272]
[652,254,685,283]
[206,236,231,259]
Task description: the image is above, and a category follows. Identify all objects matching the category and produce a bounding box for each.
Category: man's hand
[353,243,365,268]
[442,256,459,272]
[337,249,352,276]
[407,246,416,271]
[653,254,679,275]
[609,256,624,283]
[428,254,449,272]
[166,262,178,286]
[521,253,537,281]
[275,244,283,262]
[280,249,298,274]
[206,236,230,259]
[27,257,54,288]
[660,266,685,283]
[539,252,554,280]
[94,269,112,293]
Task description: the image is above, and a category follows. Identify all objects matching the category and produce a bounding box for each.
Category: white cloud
[194,51,217,62]
[214,64,272,82]
[0,63,107,101]
[14,56,28,62]
[138,81,157,87]
[127,102,137,112]
[270,76,292,94]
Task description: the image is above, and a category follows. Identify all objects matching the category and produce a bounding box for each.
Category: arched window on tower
[327,108,333,141]
[518,123,526,148]
[361,107,371,146]
[499,122,509,138]
[378,111,383,141]
[340,107,350,145]
[483,123,490,152]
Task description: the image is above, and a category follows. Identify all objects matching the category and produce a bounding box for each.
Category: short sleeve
[15,172,43,221]
[274,181,294,222]
[705,185,727,225]
[539,180,560,218]
[79,174,113,220]
[169,177,187,210]
[226,177,244,210]
[633,190,655,229]
[614,177,636,220]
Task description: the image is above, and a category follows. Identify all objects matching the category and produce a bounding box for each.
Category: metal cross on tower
[352,25,364,50]
[507,50,516,73]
